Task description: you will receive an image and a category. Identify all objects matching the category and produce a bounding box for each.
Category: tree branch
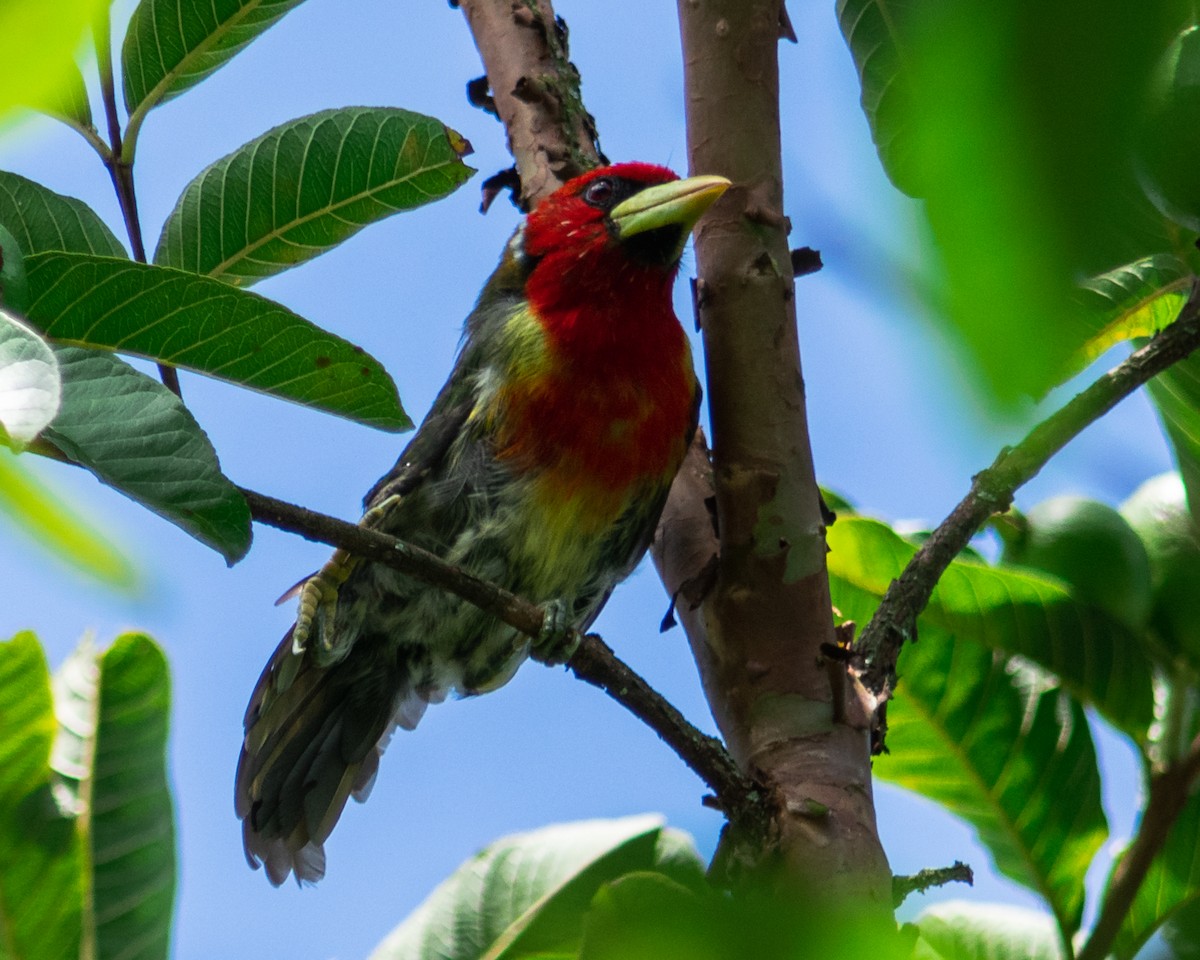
[1077,732,1200,960]
[239,487,763,826]
[857,285,1200,704]
[457,0,603,207]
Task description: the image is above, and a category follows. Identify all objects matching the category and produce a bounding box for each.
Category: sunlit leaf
[123,0,309,129]
[828,516,1155,738]
[0,170,127,258]
[42,347,251,563]
[154,107,474,286]
[24,252,409,431]
[369,817,704,960]
[0,632,84,960]
[914,902,1063,959]
[829,546,1108,937]
[0,308,60,448]
[0,445,135,588]
[1065,255,1194,379]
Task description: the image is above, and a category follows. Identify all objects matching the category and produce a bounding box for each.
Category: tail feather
[236,629,414,886]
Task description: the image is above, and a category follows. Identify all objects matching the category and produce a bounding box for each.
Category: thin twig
[238,486,762,824]
[892,861,974,908]
[858,285,1200,702]
[91,7,181,397]
[1077,733,1200,960]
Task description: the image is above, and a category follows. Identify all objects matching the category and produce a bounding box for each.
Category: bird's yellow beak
[610,174,731,241]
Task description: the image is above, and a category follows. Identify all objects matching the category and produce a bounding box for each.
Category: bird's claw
[531,599,580,665]
[291,496,401,658]
[291,551,355,657]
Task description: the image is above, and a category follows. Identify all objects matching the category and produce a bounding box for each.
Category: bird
[235,162,731,885]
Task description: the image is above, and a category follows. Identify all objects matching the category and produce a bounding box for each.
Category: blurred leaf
[579,873,912,960]
[1148,362,1200,533]
[1161,898,1200,959]
[24,252,409,431]
[1066,255,1194,379]
[828,516,1155,738]
[52,635,175,960]
[122,0,309,127]
[831,568,1106,937]
[1112,791,1200,959]
[0,632,85,960]
[0,444,135,588]
[42,346,251,563]
[0,308,60,448]
[1138,24,1200,233]
[0,0,103,120]
[836,0,1187,401]
[0,170,127,259]
[369,816,704,960]
[913,902,1062,959]
[577,873,720,960]
[27,60,93,130]
[154,107,474,286]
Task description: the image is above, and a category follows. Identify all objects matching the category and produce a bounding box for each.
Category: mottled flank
[236,163,727,884]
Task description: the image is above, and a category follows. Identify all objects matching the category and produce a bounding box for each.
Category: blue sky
[0,1,1171,957]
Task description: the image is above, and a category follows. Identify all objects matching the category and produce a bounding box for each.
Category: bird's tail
[234,628,427,885]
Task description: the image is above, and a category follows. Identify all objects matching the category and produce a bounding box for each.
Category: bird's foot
[531,599,580,665]
[291,550,356,657]
[291,496,402,657]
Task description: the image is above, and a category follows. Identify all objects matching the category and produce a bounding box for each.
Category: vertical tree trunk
[665,0,893,921]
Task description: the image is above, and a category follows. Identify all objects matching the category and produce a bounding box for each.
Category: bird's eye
[583,178,615,208]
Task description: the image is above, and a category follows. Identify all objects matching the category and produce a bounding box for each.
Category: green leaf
[122,0,309,133]
[53,635,175,960]
[23,252,409,431]
[0,0,103,121]
[913,902,1063,960]
[42,346,251,563]
[0,308,60,448]
[27,59,93,130]
[154,107,474,286]
[369,816,703,960]
[0,631,85,960]
[1148,360,1200,533]
[1112,791,1200,958]
[830,556,1107,938]
[1066,255,1194,378]
[0,222,31,311]
[828,516,1155,738]
[578,873,912,960]
[1161,898,1200,960]
[0,170,127,258]
[875,624,1106,939]
[0,445,136,588]
[578,873,720,960]
[836,0,1186,401]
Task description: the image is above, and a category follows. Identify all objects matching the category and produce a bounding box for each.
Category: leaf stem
[237,485,767,832]
[91,7,180,397]
[858,284,1200,710]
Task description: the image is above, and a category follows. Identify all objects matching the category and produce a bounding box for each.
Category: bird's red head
[516,163,730,349]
